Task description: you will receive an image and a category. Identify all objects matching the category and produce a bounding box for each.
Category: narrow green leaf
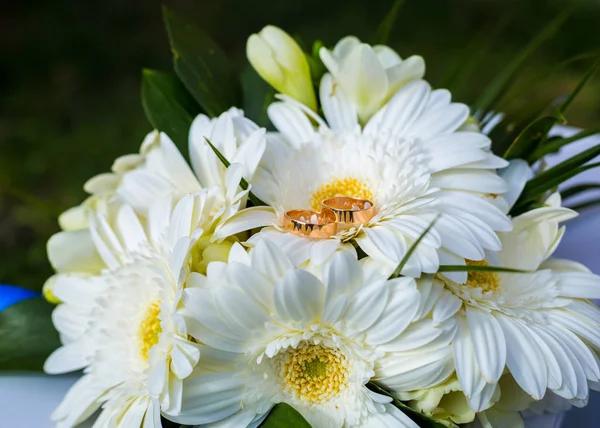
[163,7,239,117]
[373,0,405,45]
[204,138,266,207]
[503,114,565,161]
[390,216,439,278]
[259,403,311,428]
[513,161,600,214]
[471,8,573,116]
[559,55,600,114]
[438,265,528,274]
[530,125,600,160]
[368,383,452,428]
[561,183,600,200]
[568,198,600,212]
[242,65,276,128]
[521,144,600,196]
[204,137,231,168]
[0,298,60,371]
[141,69,201,151]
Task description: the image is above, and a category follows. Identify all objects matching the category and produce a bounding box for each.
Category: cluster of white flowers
[43,27,600,428]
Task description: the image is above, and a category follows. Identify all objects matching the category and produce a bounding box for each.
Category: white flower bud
[247,25,316,110]
[320,36,425,123]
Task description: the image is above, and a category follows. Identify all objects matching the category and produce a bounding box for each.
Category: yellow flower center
[279,344,349,403]
[466,260,499,292]
[311,177,372,211]
[138,300,162,360]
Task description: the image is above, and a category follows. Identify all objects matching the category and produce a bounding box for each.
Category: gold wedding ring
[283,208,337,238]
[322,197,376,227]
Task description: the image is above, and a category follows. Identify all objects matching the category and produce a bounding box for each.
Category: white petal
[322,251,362,322]
[379,80,430,135]
[557,271,600,299]
[432,289,462,324]
[465,308,506,383]
[319,73,358,131]
[115,204,148,253]
[274,269,325,323]
[170,372,244,425]
[336,43,388,122]
[495,314,547,399]
[231,128,267,179]
[44,342,89,374]
[408,103,470,139]
[498,159,530,210]
[47,230,104,274]
[268,102,315,148]
[386,55,426,93]
[250,238,294,282]
[365,279,420,345]
[344,281,389,332]
[213,206,277,240]
[453,316,486,402]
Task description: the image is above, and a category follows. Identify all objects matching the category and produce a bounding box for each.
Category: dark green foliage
[141,69,201,152]
[0,299,60,371]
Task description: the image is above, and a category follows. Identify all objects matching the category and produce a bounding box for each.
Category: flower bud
[320,36,425,123]
[247,25,316,110]
[191,236,236,274]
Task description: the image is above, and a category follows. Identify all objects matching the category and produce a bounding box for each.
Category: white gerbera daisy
[319,36,425,123]
[46,109,265,287]
[44,193,224,427]
[173,240,456,428]
[421,160,600,412]
[220,79,511,275]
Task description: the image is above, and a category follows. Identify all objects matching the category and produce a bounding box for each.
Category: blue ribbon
[0,284,40,312]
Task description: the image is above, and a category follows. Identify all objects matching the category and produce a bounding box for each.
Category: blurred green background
[2,0,600,290]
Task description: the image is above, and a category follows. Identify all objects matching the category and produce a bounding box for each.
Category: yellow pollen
[311,177,372,211]
[466,260,499,292]
[279,344,349,404]
[138,300,162,360]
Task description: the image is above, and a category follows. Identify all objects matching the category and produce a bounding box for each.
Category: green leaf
[367,383,452,428]
[530,125,600,160]
[471,8,573,116]
[242,65,276,129]
[390,216,439,278]
[163,7,239,117]
[513,160,600,214]
[141,69,201,151]
[0,298,60,371]
[438,265,528,274]
[559,55,600,115]
[561,182,600,200]
[373,0,405,45]
[204,138,266,207]
[503,113,565,161]
[259,403,311,428]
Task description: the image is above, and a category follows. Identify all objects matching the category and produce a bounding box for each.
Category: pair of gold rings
[282,196,376,239]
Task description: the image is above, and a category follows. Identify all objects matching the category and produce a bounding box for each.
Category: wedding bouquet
[6,4,600,428]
